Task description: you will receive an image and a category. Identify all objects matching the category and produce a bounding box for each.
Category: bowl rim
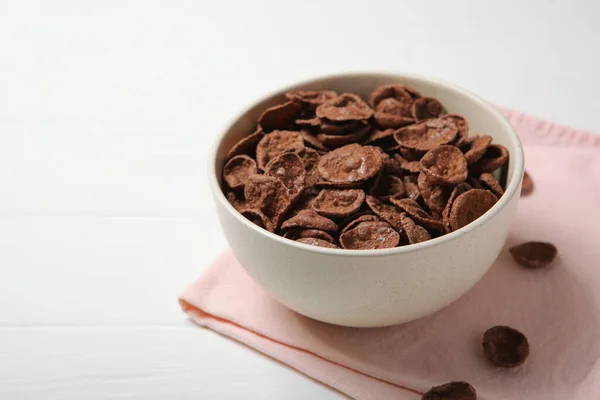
[208,71,524,257]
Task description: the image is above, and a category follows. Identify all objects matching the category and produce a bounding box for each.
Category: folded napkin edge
[178,297,424,398]
[500,107,600,147]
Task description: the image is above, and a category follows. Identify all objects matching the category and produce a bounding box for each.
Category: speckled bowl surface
[209,73,524,327]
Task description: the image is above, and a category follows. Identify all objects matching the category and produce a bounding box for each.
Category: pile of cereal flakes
[222,84,515,250]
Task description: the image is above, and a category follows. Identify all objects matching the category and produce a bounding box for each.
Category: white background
[0,1,599,399]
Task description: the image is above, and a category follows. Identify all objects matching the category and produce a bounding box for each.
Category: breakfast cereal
[222,83,510,250]
[482,325,529,368]
[509,241,557,269]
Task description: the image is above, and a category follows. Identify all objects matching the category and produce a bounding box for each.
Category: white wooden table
[1,1,599,398]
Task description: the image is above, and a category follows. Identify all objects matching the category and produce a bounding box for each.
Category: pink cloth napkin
[180,110,600,400]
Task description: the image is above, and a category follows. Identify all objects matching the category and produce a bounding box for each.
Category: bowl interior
[211,72,524,253]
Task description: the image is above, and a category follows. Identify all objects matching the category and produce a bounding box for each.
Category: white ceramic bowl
[209,73,524,327]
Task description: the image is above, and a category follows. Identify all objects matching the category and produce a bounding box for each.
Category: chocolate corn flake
[471,144,509,173]
[286,188,319,218]
[379,151,404,176]
[258,101,302,132]
[281,209,338,232]
[399,214,431,244]
[390,198,443,231]
[223,155,259,190]
[398,147,423,161]
[339,220,400,250]
[422,381,476,400]
[374,111,416,130]
[401,86,422,99]
[374,98,416,129]
[299,129,329,152]
[483,325,529,368]
[400,160,422,174]
[317,144,383,185]
[521,170,534,196]
[448,189,498,231]
[364,128,394,143]
[222,83,509,250]
[244,174,291,227]
[225,190,248,212]
[256,130,305,170]
[244,174,286,206]
[284,228,337,244]
[420,145,468,186]
[365,195,404,232]
[374,97,409,115]
[479,173,504,197]
[411,97,447,121]
[363,128,400,150]
[509,241,557,269]
[394,118,458,152]
[459,135,477,149]
[298,147,321,188]
[296,237,339,248]
[403,175,422,202]
[227,129,265,159]
[442,182,472,233]
[370,173,406,200]
[321,120,364,135]
[296,117,322,128]
[313,188,366,218]
[418,172,450,214]
[372,97,415,129]
[265,152,305,198]
[393,153,421,174]
[463,135,492,165]
[285,90,338,110]
[340,213,380,234]
[316,93,373,122]
[240,209,275,232]
[465,176,484,190]
[295,229,337,244]
[316,125,371,147]
[369,84,420,109]
[441,114,469,147]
